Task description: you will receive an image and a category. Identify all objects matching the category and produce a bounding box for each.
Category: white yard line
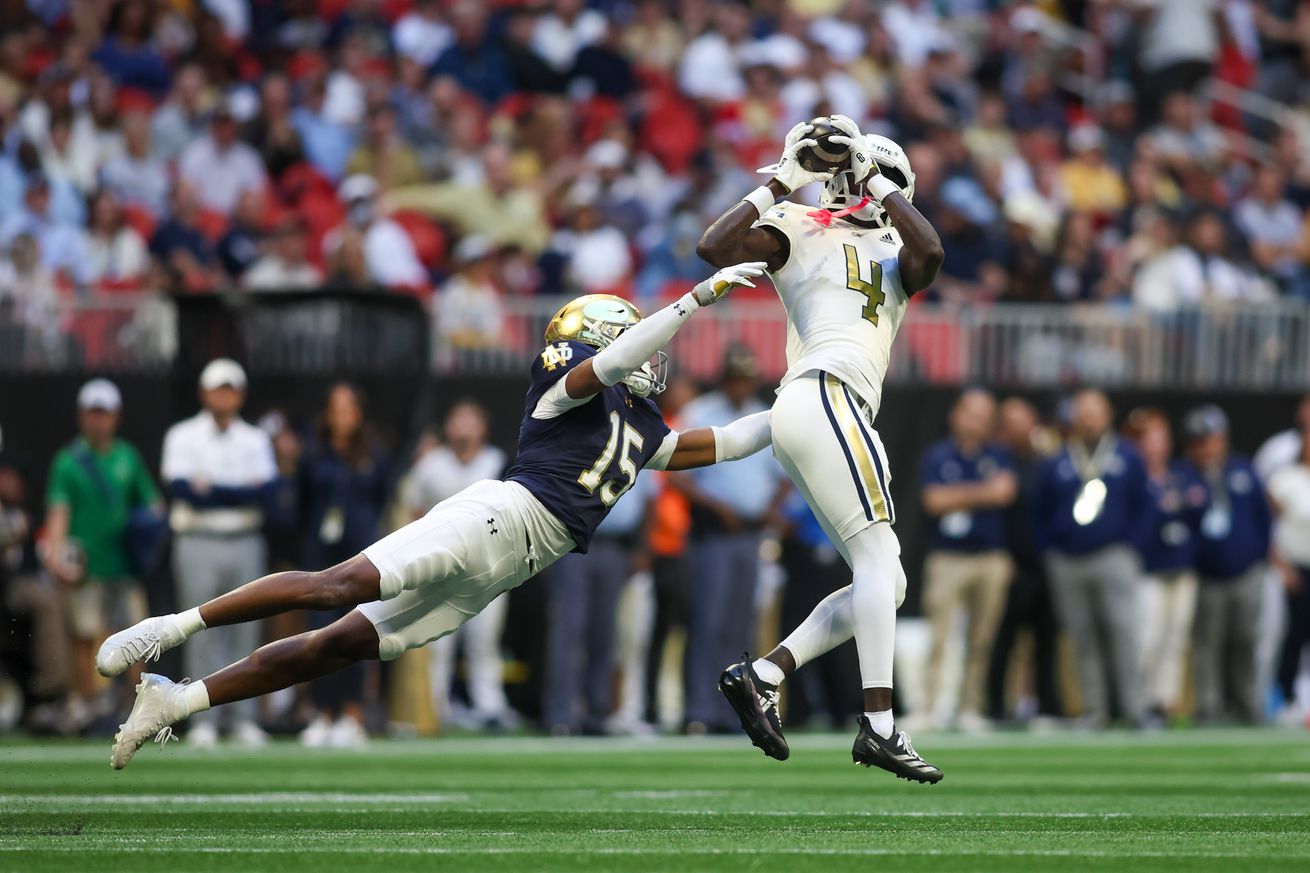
[1,845,1306,860]
[1,794,1307,818]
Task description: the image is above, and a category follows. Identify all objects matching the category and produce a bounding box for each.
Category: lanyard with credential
[1068,435,1116,526]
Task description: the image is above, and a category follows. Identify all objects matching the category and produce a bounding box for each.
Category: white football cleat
[96,615,188,677]
[185,722,219,749]
[110,674,189,770]
[231,720,269,748]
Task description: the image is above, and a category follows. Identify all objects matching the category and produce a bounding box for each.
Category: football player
[98,262,772,769]
[697,116,945,783]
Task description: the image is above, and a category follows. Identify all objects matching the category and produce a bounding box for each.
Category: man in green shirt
[44,379,162,711]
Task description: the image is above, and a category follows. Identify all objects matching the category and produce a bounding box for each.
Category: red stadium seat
[390,210,448,271]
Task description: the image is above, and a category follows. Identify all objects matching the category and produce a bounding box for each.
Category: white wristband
[742,185,776,217]
[867,174,900,203]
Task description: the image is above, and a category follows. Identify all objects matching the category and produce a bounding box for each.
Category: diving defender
[98,262,771,769]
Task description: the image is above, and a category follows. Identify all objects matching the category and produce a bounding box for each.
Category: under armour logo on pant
[486,518,499,535]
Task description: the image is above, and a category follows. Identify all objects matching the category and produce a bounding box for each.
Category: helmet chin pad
[622,352,668,397]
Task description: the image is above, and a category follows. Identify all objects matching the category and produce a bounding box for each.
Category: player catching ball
[698,115,945,782]
[97,262,772,769]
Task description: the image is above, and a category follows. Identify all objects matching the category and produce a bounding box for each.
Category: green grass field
[2,729,1308,872]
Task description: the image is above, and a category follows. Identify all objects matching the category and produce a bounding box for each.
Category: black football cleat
[718,656,789,761]
[851,716,942,784]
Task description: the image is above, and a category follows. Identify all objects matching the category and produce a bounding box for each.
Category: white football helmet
[818,134,916,228]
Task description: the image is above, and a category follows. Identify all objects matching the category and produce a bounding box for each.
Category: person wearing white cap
[321,174,428,290]
[158,358,275,748]
[43,378,162,721]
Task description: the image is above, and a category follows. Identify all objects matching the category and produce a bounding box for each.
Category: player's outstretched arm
[651,410,772,471]
[560,263,766,400]
[697,122,832,271]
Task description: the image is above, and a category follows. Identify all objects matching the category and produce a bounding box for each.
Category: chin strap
[807,196,872,227]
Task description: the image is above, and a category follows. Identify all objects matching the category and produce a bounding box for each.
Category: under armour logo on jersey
[540,343,573,372]
[880,233,894,244]
[674,302,687,317]
[486,518,499,535]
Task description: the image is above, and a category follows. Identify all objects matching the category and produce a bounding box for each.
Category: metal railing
[4,293,1309,390]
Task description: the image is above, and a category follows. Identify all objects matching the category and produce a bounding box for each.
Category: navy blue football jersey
[505,340,671,552]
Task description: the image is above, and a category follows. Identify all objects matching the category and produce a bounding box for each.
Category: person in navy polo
[1123,408,1196,725]
[1033,389,1150,727]
[1180,405,1272,725]
[917,388,1017,731]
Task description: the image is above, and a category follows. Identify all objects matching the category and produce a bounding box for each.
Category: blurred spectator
[93,0,173,96]
[42,380,161,724]
[674,346,789,733]
[387,143,551,255]
[100,111,170,217]
[534,0,606,74]
[84,189,149,288]
[242,74,304,181]
[932,177,1005,303]
[346,104,422,192]
[644,376,695,727]
[678,0,751,103]
[432,1,513,105]
[243,216,323,291]
[1254,394,1310,480]
[0,173,91,287]
[1123,408,1195,724]
[1135,0,1221,118]
[40,108,97,195]
[1235,165,1307,295]
[1060,125,1127,217]
[217,189,268,283]
[178,106,268,216]
[570,18,637,101]
[2,435,74,725]
[1180,405,1271,725]
[403,400,515,729]
[151,64,211,163]
[323,175,427,290]
[150,182,221,292]
[298,383,391,748]
[1267,418,1310,726]
[987,397,1062,724]
[542,466,654,736]
[1034,389,1149,727]
[0,234,61,334]
[392,0,453,67]
[1148,92,1226,171]
[292,75,357,183]
[1051,212,1114,302]
[435,235,505,351]
[918,389,1017,731]
[554,196,633,294]
[161,359,275,747]
[324,34,371,128]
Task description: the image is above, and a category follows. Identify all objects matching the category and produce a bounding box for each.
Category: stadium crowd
[1,358,1309,740]
[3,0,1310,352]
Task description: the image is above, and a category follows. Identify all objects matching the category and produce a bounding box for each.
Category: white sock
[751,658,785,687]
[181,680,211,716]
[176,607,206,637]
[865,709,894,738]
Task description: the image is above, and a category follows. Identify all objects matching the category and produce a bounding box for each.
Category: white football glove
[826,114,875,186]
[691,261,767,306]
[756,122,833,194]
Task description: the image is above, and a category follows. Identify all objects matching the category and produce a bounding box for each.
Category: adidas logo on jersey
[880,233,894,244]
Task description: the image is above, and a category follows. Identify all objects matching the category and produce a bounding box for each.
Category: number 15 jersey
[756,200,909,415]
[504,340,670,553]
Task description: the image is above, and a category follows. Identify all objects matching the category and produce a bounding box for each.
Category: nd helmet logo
[540,342,574,372]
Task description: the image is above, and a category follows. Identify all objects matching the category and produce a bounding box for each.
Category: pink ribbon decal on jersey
[807,196,872,227]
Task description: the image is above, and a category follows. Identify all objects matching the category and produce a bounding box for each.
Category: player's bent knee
[317,555,382,608]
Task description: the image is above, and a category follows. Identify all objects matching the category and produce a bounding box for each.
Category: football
[797,117,852,173]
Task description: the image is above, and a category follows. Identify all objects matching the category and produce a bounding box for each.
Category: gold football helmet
[544,294,667,397]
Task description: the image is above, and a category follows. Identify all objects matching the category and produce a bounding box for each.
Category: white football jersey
[756,200,908,413]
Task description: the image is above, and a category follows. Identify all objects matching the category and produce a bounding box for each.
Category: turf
[2,729,1308,872]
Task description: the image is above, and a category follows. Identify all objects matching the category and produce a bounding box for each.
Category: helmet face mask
[544,294,668,397]
[819,134,916,228]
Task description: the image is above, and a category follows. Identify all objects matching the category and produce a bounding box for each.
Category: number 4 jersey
[504,339,671,553]
[756,200,909,414]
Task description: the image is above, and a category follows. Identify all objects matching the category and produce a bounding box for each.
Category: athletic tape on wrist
[867,174,900,203]
[742,186,776,217]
